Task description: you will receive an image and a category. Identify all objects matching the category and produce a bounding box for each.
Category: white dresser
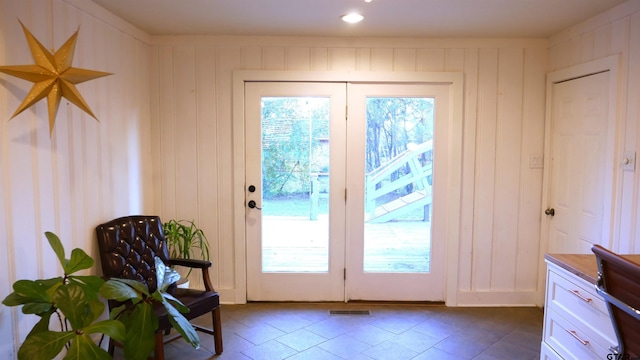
[541,253,635,359]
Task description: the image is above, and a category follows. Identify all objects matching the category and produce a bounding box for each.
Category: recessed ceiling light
[341,13,364,24]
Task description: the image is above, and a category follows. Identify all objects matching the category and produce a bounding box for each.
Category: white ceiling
[91,0,628,38]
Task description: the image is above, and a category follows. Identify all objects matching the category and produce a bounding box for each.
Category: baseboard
[454,290,539,307]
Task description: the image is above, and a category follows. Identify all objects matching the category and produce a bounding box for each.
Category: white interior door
[245,82,347,301]
[546,71,613,253]
[346,83,448,301]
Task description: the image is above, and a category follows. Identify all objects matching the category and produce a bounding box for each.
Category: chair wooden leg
[154,331,165,360]
[108,338,115,356]
[212,306,223,354]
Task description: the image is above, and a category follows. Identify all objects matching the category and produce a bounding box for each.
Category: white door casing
[537,55,620,305]
[233,71,463,305]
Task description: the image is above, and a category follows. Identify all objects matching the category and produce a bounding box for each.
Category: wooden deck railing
[365,141,433,223]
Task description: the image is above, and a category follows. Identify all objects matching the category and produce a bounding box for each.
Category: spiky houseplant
[162,219,210,278]
[2,232,200,360]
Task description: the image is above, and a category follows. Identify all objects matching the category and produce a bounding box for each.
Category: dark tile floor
[118,303,543,360]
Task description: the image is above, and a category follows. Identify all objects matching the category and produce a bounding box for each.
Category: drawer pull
[566,329,590,345]
[570,290,592,303]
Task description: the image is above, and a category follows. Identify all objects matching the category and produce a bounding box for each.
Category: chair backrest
[96,215,171,293]
[592,244,640,357]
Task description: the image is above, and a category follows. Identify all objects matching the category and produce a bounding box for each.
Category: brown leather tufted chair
[96,215,222,359]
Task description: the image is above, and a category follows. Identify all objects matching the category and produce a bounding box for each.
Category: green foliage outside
[261,97,330,199]
[260,96,434,202]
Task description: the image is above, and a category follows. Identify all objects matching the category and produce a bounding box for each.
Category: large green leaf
[45,232,66,268]
[84,319,126,342]
[120,302,157,360]
[21,302,54,315]
[63,334,112,360]
[10,279,53,302]
[160,297,200,349]
[65,248,94,275]
[100,279,143,302]
[69,275,105,301]
[17,330,74,360]
[2,291,35,307]
[159,291,189,314]
[109,303,128,320]
[53,283,89,329]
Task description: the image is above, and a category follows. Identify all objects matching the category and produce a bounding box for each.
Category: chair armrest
[168,258,216,292]
[168,258,212,269]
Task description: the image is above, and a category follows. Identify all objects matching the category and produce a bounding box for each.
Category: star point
[0,20,112,135]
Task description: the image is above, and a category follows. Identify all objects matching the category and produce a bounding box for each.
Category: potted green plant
[2,232,200,360]
[163,219,210,283]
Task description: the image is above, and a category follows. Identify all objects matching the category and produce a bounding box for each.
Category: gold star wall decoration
[0,21,112,135]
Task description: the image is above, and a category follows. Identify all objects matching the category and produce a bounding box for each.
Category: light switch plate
[530,154,543,169]
[623,150,636,172]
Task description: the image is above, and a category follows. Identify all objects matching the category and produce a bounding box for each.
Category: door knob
[545,208,555,216]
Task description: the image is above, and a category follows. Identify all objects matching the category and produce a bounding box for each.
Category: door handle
[545,208,555,216]
[248,200,262,210]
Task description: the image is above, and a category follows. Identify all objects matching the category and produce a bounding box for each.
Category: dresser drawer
[546,267,615,348]
[544,308,611,360]
[540,341,562,360]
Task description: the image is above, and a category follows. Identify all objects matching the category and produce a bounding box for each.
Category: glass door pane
[261,96,331,272]
[364,97,434,273]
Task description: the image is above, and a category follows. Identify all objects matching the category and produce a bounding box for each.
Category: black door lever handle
[248,200,262,210]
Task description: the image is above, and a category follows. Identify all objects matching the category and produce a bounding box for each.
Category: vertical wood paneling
[286,47,311,70]
[173,47,199,221]
[262,47,285,69]
[472,48,499,291]
[393,48,416,71]
[310,48,328,70]
[328,48,356,70]
[492,47,524,290]
[159,46,177,218]
[196,46,219,285]
[241,46,262,69]
[416,49,445,71]
[593,24,612,59]
[370,48,393,71]
[215,47,240,289]
[355,48,371,70]
[2,0,153,352]
[150,36,554,304]
[445,49,465,72]
[516,47,547,290]
[458,48,480,292]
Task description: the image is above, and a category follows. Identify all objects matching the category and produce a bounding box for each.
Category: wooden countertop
[545,253,640,285]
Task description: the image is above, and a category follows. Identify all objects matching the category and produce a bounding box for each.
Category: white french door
[245,82,347,301]
[245,80,450,302]
[346,83,448,301]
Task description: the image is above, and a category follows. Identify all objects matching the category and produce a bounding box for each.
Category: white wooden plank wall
[0,0,152,357]
[548,0,640,255]
[150,36,548,304]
